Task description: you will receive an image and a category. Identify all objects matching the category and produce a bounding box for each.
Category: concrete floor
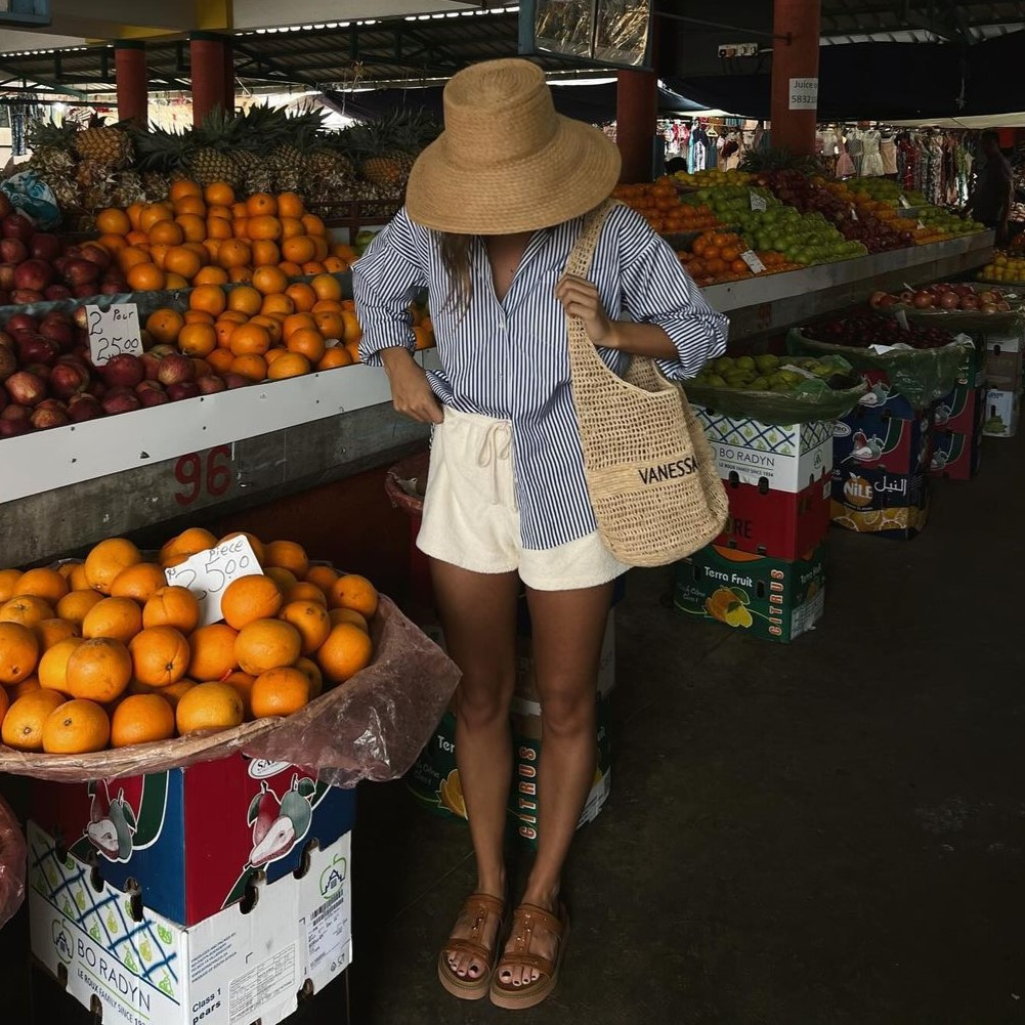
[3,434,1024,1024]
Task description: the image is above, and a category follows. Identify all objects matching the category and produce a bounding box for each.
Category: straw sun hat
[405,58,622,235]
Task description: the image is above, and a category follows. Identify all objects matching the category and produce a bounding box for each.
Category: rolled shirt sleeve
[613,205,729,380]
[352,208,427,367]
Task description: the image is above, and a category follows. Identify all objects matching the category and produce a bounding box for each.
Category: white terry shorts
[416,407,628,592]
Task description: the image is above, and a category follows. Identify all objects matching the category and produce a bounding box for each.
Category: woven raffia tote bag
[564,201,729,567]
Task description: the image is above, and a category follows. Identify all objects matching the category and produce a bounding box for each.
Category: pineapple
[25,119,80,206]
[72,116,133,171]
[110,170,148,207]
[347,110,439,198]
[186,108,243,188]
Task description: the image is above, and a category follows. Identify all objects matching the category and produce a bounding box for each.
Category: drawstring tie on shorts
[476,420,516,509]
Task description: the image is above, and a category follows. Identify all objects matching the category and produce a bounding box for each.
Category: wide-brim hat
[406,58,622,235]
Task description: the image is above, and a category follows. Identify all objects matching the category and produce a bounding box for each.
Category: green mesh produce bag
[683,355,867,424]
[787,328,972,409]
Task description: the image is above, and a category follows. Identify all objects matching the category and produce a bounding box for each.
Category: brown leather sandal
[489,901,570,1010]
[437,892,506,1000]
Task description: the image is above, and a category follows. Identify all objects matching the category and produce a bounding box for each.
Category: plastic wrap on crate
[787,327,972,410]
[0,596,459,786]
[897,305,1024,335]
[683,356,867,425]
[0,793,25,932]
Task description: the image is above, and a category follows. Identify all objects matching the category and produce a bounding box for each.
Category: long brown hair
[439,232,473,315]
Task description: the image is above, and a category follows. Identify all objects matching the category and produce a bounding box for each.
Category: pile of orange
[94,182,359,293]
[611,178,722,235]
[0,529,379,755]
[679,230,804,288]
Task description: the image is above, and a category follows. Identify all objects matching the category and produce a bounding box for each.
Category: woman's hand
[380,347,444,424]
[555,274,620,348]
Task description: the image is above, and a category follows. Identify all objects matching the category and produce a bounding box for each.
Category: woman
[354,58,727,1010]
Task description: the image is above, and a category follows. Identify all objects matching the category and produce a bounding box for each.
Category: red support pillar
[616,70,658,184]
[190,32,229,125]
[770,0,822,156]
[222,40,235,114]
[114,41,148,127]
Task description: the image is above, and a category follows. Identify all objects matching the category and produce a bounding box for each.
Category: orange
[267,352,311,380]
[7,675,40,700]
[232,219,250,240]
[178,322,217,357]
[206,218,233,242]
[413,325,433,351]
[195,264,230,285]
[205,182,235,206]
[87,538,144,596]
[170,180,202,202]
[285,582,327,606]
[119,245,151,272]
[329,574,378,618]
[229,322,271,357]
[249,314,283,344]
[42,699,110,754]
[221,574,283,630]
[149,220,184,246]
[302,261,327,277]
[323,256,348,274]
[57,563,78,581]
[127,262,166,292]
[229,266,253,284]
[252,265,288,296]
[217,238,251,270]
[0,684,7,723]
[311,234,330,260]
[82,597,144,644]
[145,677,195,710]
[176,212,208,240]
[251,240,281,267]
[110,562,166,603]
[142,585,200,633]
[0,596,56,628]
[318,348,353,371]
[283,328,324,363]
[38,637,84,693]
[265,347,286,367]
[34,618,81,650]
[282,312,316,339]
[250,667,310,719]
[125,230,151,247]
[302,213,327,236]
[235,618,301,676]
[344,342,362,365]
[293,656,324,699]
[57,590,104,624]
[328,607,369,633]
[127,202,146,231]
[277,192,305,219]
[187,287,227,320]
[0,622,39,683]
[340,311,362,345]
[16,567,69,604]
[202,238,222,263]
[221,670,256,718]
[313,311,345,341]
[227,285,262,316]
[247,193,278,217]
[279,216,305,240]
[110,693,176,748]
[230,353,267,382]
[165,245,203,279]
[69,564,91,591]
[317,623,373,684]
[165,272,190,290]
[97,208,131,236]
[2,689,66,750]
[248,214,282,241]
[282,236,316,266]
[65,638,132,703]
[264,567,298,592]
[209,203,234,222]
[149,242,173,269]
[145,308,184,345]
[285,282,318,313]
[278,261,304,279]
[215,319,239,349]
[161,526,218,563]
[176,681,243,734]
[278,600,330,655]
[175,197,207,217]
[140,204,173,232]
[231,201,249,220]
[207,348,235,374]
[261,294,295,317]
[187,623,239,681]
[218,531,266,564]
[130,626,190,686]
[305,565,339,593]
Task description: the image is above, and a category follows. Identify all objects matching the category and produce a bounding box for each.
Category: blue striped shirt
[353,203,728,550]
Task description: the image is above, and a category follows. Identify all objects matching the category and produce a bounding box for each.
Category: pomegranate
[67,393,103,422]
[5,370,47,406]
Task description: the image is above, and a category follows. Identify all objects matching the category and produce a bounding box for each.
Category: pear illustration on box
[849,429,885,462]
[247,775,316,867]
[86,780,138,862]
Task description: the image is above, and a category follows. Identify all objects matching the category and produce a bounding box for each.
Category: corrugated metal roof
[820,0,1025,43]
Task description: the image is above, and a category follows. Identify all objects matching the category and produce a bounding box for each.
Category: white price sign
[87,304,142,367]
[788,77,818,110]
[749,191,767,212]
[164,535,261,626]
[899,195,911,208]
[740,250,766,274]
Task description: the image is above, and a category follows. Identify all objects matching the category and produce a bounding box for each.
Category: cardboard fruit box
[31,753,356,928]
[982,388,1020,437]
[674,545,826,643]
[830,466,930,539]
[28,821,352,1025]
[834,403,934,476]
[930,429,982,481]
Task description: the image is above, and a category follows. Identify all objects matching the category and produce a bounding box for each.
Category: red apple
[1,213,35,242]
[44,285,73,302]
[0,346,15,382]
[17,335,58,366]
[1,403,29,422]
[67,393,103,422]
[0,195,13,220]
[79,243,111,270]
[141,352,163,380]
[31,402,69,430]
[49,360,91,399]
[29,233,61,262]
[222,372,251,390]
[136,380,169,407]
[166,381,200,402]
[5,370,47,406]
[0,417,30,437]
[0,331,13,350]
[197,375,226,395]
[101,353,144,389]
[39,315,74,350]
[72,306,90,330]
[101,387,141,415]
[157,354,195,386]
[72,284,100,299]
[0,238,28,264]
[64,258,100,287]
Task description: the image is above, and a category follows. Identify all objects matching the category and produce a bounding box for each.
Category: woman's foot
[437,891,506,1000]
[491,897,570,1009]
